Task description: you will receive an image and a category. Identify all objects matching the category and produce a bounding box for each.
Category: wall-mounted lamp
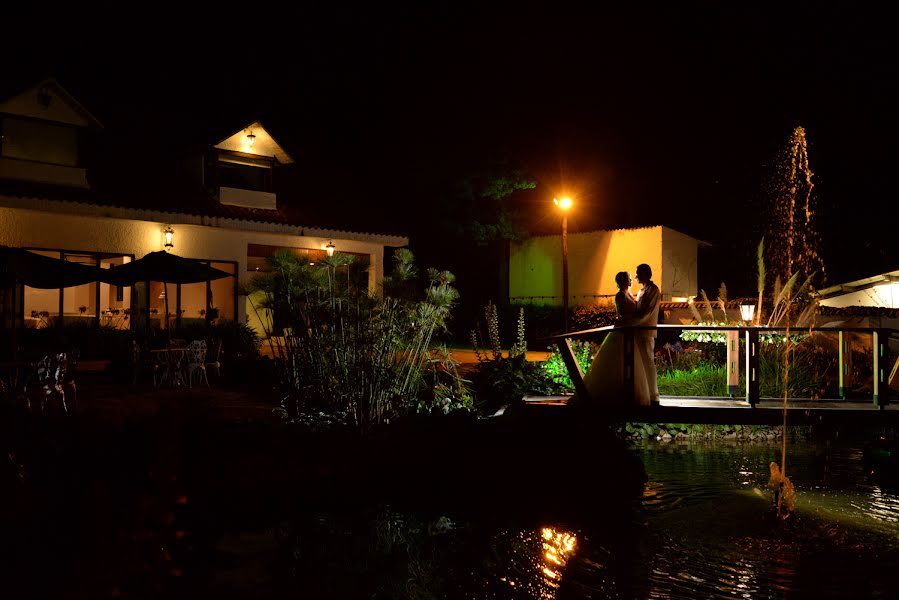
[163,225,175,250]
[740,300,756,323]
[325,241,336,257]
[246,131,256,148]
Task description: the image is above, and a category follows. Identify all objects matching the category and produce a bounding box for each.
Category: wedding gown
[572,291,651,407]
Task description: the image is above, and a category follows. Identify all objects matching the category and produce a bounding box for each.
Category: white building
[0,78,407,335]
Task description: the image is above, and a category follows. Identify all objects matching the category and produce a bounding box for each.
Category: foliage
[570,302,619,330]
[540,339,598,393]
[679,324,806,346]
[657,361,726,397]
[171,319,261,359]
[757,341,832,399]
[654,337,830,399]
[416,347,475,416]
[246,248,462,435]
[291,509,465,599]
[618,422,805,442]
[469,303,552,413]
[448,169,537,243]
[756,237,766,324]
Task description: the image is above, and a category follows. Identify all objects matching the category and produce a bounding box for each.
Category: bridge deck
[522,395,899,425]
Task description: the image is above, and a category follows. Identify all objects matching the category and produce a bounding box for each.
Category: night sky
[6,3,897,292]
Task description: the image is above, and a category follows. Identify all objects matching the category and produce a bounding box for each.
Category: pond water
[3,416,899,598]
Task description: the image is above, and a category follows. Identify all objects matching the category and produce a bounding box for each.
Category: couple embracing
[575,263,661,407]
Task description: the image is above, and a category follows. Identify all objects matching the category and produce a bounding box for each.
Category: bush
[657,362,726,397]
[540,339,598,393]
[469,303,553,414]
[248,249,462,435]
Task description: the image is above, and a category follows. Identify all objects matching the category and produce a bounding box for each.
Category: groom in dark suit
[632,263,661,404]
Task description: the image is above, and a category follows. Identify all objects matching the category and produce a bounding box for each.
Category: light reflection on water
[489,527,578,599]
[480,438,899,598]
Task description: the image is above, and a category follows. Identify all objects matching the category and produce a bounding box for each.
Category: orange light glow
[553,197,573,210]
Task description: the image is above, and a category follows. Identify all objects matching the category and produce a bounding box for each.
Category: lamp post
[554,197,573,332]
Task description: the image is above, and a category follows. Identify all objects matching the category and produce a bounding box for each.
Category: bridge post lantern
[873,329,890,409]
[744,328,760,407]
[726,329,740,397]
[839,331,852,399]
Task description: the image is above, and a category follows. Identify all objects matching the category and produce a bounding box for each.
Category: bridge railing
[541,324,897,409]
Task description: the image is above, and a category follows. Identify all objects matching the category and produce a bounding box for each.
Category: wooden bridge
[531,324,899,426]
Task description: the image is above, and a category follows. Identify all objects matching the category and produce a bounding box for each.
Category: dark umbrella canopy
[103,251,234,286]
[0,245,104,289]
[103,251,235,336]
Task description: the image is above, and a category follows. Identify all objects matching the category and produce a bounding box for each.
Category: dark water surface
[3,412,899,598]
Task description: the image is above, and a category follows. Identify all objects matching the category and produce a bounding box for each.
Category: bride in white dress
[572,271,650,407]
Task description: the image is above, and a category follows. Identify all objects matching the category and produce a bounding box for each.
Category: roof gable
[214,120,294,165]
[0,78,103,129]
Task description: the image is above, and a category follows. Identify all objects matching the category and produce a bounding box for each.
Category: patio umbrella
[0,245,105,288]
[103,251,234,333]
[1,245,109,359]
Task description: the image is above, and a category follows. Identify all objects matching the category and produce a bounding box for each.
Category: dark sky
[6,2,897,289]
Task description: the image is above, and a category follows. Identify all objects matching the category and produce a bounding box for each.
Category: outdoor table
[150,347,188,388]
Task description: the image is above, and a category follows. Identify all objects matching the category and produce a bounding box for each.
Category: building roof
[815,269,899,300]
[214,121,295,165]
[0,177,407,245]
[522,224,714,246]
[0,77,103,129]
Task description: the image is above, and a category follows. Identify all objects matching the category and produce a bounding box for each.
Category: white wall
[0,205,391,332]
[661,226,699,299]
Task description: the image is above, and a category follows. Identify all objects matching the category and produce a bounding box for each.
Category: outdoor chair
[185,340,208,388]
[132,340,159,387]
[33,352,70,413]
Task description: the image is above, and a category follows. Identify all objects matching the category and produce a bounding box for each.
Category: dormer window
[0,79,101,189]
[1,117,79,166]
[211,121,294,211]
[217,153,272,192]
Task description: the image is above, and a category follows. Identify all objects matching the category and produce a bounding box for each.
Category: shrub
[657,362,726,397]
[172,319,261,360]
[247,248,462,435]
[540,339,597,393]
[469,303,552,414]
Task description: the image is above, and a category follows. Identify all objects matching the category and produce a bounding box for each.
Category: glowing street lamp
[740,299,756,323]
[554,197,573,332]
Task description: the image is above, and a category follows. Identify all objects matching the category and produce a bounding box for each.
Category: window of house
[138,259,237,331]
[1,117,79,166]
[218,155,271,192]
[21,250,133,330]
